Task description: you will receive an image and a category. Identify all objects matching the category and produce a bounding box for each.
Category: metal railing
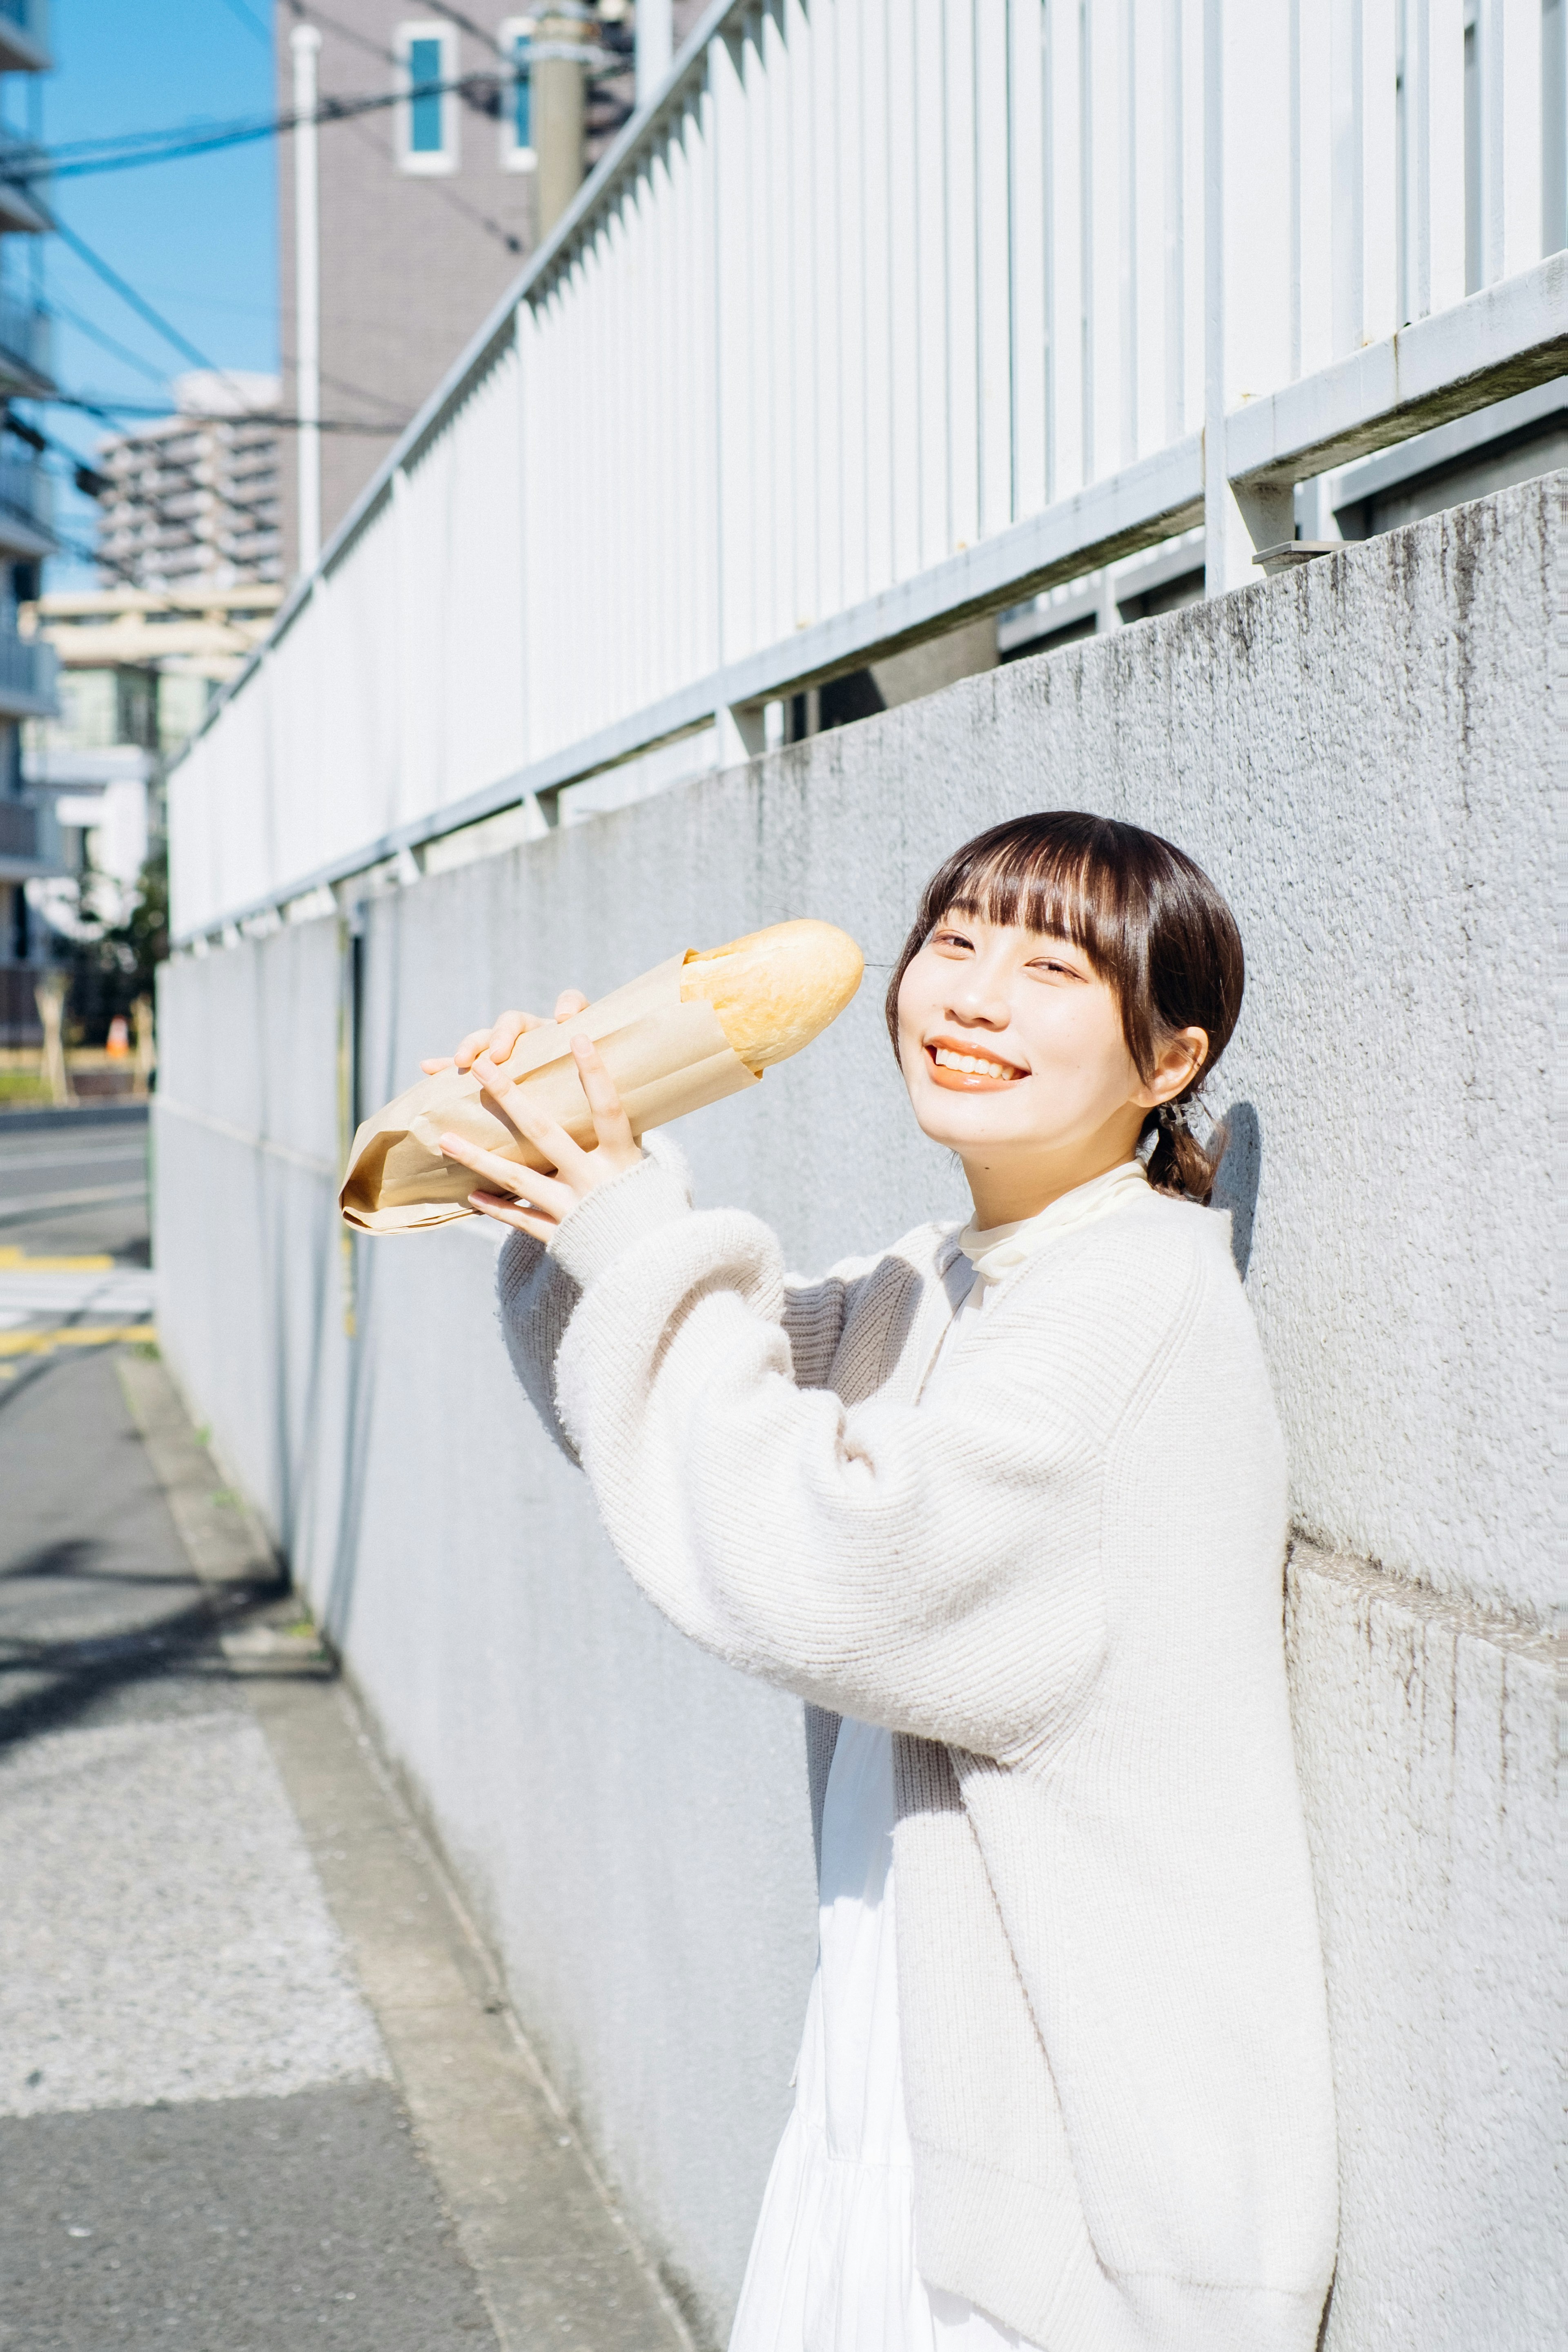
[0,0,45,55]
[0,296,50,387]
[0,452,50,541]
[0,797,36,860]
[170,0,1568,944]
[0,629,56,714]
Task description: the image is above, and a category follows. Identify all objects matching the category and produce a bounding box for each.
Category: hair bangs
[942,835,1125,981]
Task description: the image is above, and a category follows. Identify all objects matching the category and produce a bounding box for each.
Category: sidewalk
[0,1328,690,2351]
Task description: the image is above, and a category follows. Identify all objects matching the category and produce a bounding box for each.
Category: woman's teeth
[932,1047,1021,1080]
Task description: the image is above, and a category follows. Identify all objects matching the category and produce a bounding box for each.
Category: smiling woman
[461,810,1336,2352]
[886,812,1245,1221]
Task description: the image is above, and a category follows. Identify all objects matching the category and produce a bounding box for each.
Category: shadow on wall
[1212,1101,1262,1283]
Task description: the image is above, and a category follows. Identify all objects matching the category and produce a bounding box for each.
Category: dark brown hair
[884,812,1245,1203]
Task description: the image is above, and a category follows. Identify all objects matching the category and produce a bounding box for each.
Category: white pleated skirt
[728,1717,1035,2352]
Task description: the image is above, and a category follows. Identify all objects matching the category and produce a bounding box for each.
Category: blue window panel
[513,33,532,150]
[408,37,445,154]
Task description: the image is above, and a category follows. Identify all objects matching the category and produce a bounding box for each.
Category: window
[499,17,536,171]
[396,22,458,174]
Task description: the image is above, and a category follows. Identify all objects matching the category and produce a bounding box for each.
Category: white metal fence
[170,0,1567,943]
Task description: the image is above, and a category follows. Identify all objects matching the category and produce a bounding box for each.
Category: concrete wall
[155,474,1562,2348]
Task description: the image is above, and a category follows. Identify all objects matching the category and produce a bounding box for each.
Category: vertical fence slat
[1010,0,1049,522]
[1362,0,1401,341]
[1499,0,1545,273]
[810,0,843,620]
[945,0,982,549]
[1425,0,1469,312]
[1180,0,1207,428]
[838,0,871,609]
[975,0,1016,537]
[853,0,892,601]
[1131,0,1169,456]
[1047,0,1086,499]
[1084,0,1124,481]
[1162,0,1188,433]
[913,0,950,566]
[886,0,922,584]
[755,11,787,649]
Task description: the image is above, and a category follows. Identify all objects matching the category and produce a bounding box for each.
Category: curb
[0,1101,150,1134]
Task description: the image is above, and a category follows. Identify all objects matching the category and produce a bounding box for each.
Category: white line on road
[0,1183,149,1223]
[0,1149,149,1177]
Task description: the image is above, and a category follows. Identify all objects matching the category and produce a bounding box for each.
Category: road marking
[0,1150,148,1178]
[0,1247,115,1271]
[0,1270,158,1315]
[0,1183,148,1224]
[0,1325,155,1357]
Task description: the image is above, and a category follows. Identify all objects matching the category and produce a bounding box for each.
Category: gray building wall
[155,477,1560,2348]
[279,0,540,573]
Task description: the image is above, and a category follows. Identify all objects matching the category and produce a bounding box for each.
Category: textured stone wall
[156,473,1562,2348]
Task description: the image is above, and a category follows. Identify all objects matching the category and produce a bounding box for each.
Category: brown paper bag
[340,953,761,1234]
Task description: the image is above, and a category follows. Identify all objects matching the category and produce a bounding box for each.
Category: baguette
[340,918,863,1233]
[679,919,863,1070]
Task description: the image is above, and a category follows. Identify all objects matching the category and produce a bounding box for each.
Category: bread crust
[679,919,863,1069]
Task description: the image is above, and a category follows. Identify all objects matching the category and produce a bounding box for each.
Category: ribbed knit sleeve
[497,1145,882,1447]
[547,1195,1208,1760]
[495,1136,692,1461]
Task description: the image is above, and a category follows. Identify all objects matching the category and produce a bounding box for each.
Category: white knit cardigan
[497,1146,1338,2352]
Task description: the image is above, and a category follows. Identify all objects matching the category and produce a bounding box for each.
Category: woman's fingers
[437,1128,576,1220]
[452,1022,505,1071]
[468,1189,560,1241]
[470,1051,593,1176]
[436,992,589,1077]
[570,1035,638,1158]
[453,1009,548,1072]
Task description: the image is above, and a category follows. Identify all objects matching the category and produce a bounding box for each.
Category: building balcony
[0,129,48,234]
[0,786,62,883]
[0,453,51,560]
[0,0,50,77]
[0,628,56,720]
[0,296,51,397]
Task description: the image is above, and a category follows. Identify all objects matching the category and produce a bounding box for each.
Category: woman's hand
[437,1031,644,1244]
[419,987,591,1076]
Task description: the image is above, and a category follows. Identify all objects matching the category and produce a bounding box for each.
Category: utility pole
[291,23,323,577]
[534,5,588,239]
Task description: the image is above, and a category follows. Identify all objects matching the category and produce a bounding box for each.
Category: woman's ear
[1133,1025,1208,1109]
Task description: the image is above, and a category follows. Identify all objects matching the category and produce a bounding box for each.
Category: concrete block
[1286,1542,1559,2350]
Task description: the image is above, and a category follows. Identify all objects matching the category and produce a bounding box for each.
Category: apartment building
[0,0,61,1045]
[94,371,283,593]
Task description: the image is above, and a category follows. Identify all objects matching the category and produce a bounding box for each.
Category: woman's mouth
[925,1042,1028,1092]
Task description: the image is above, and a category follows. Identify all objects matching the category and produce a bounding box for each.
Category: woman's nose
[946,983,1011,1029]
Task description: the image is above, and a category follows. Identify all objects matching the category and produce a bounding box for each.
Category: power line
[214,0,273,44]
[50,216,216,375]
[7,77,527,186]
[1,38,630,189]
[39,392,406,435]
[337,104,525,259]
[44,299,170,388]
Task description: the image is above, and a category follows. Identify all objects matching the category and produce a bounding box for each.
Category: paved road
[0,1105,154,1264]
[0,1111,687,2351]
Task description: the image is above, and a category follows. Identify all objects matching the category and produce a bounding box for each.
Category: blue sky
[10,0,279,586]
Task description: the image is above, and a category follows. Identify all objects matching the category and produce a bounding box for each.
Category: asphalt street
[0,1107,687,2352]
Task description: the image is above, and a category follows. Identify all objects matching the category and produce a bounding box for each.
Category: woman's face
[895,910,1200,1223]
